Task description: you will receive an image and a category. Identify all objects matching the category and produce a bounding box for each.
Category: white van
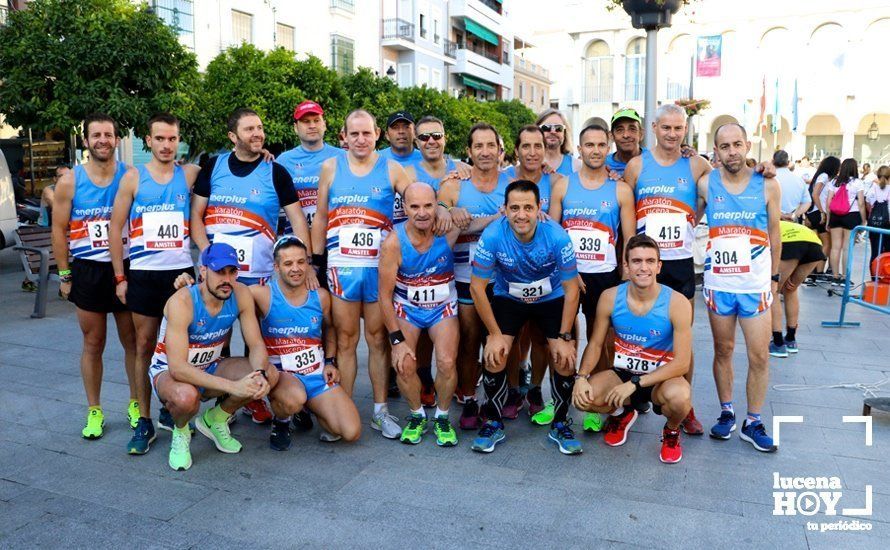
[0,152,17,249]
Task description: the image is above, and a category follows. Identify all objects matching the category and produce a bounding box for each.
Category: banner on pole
[696,35,722,77]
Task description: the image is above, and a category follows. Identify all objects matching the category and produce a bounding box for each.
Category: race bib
[281,346,323,375]
[645,213,686,249]
[339,227,381,258]
[188,343,223,368]
[613,352,661,374]
[711,236,752,274]
[569,228,608,262]
[407,282,453,307]
[508,278,553,302]
[213,233,253,272]
[88,220,111,250]
[143,211,185,250]
[393,195,405,221]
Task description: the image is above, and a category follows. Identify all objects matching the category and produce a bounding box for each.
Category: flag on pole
[756,75,766,136]
[770,78,780,135]
[792,78,799,132]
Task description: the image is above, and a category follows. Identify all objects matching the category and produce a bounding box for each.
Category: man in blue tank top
[251,237,362,450]
[606,108,644,178]
[312,109,414,440]
[52,113,138,442]
[436,123,508,431]
[698,123,782,453]
[109,113,200,455]
[536,108,577,176]
[470,180,581,455]
[574,235,693,464]
[411,115,469,190]
[151,243,278,471]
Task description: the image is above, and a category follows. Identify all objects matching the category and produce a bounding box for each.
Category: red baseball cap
[293,100,324,121]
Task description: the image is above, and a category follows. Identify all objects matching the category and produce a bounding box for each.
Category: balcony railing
[478,0,502,14]
[330,0,355,13]
[382,18,415,42]
[457,40,500,64]
[444,39,457,58]
[582,85,612,103]
[666,80,690,100]
[625,82,644,102]
[502,51,510,65]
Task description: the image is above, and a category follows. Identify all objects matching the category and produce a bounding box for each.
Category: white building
[526,0,890,164]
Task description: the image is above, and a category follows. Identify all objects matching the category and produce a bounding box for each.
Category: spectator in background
[796,156,813,185]
[809,156,841,276]
[824,158,866,284]
[773,150,811,222]
[865,165,890,268]
[862,162,878,188]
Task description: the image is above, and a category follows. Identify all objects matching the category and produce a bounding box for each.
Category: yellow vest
[781,221,822,245]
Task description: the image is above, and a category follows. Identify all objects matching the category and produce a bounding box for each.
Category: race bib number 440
[645,213,686,249]
[339,227,381,258]
[143,211,184,250]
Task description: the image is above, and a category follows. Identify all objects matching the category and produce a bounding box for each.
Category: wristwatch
[558,332,573,341]
[389,330,405,346]
[630,375,642,392]
[771,273,781,282]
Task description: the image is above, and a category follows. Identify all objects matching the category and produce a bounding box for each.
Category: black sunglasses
[417,132,445,142]
[539,124,565,133]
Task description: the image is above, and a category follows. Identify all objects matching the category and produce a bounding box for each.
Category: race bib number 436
[339,227,381,258]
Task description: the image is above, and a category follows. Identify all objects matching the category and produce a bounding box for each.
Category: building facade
[550,0,890,164]
[513,37,552,113]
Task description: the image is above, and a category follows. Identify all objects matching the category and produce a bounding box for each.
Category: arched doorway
[805,114,842,161]
[854,113,890,165]
[583,40,613,103]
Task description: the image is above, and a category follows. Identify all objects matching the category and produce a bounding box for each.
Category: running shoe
[525,386,545,416]
[501,388,523,420]
[548,420,582,455]
[371,410,401,439]
[127,400,140,429]
[602,409,638,447]
[168,427,192,471]
[681,407,704,436]
[82,408,105,440]
[634,401,652,414]
[530,401,555,426]
[459,399,483,430]
[157,408,195,434]
[582,412,604,433]
[660,424,683,464]
[400,413,428,445]
[196,409,242,453]
[420,384,437,408]
[292,409,314,432]
[270,419,292,451]
[127,417,157,455]
[21,280,37,292]
[319,430,342,442]
[241,399,272,424]
[769,342,789,358]
[709,411,737,440]
[433,415,458,447]
[471,420,505,453]
[740,420,777,452]
[785,340,798,354]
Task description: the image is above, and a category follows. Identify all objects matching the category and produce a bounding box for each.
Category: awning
[464,17,499,46]
[461,75,497,94]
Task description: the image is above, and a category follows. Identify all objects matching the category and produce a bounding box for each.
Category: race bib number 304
[711,236,752,274]
[339,227,381,258]
[645,213,686,249]
[143,211,184,250]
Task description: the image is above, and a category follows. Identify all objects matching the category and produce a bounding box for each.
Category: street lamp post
[621,0,682,147]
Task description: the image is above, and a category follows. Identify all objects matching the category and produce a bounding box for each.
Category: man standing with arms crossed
[622,103,711,435]
[109,113,198,454]
[312,109,413,439]
[52,113,138,440]
[699,123,782,453]
[549,124,636,433]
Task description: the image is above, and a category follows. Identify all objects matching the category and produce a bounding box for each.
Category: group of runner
[52,100,796,471]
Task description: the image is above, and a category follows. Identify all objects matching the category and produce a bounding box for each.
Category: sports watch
[558,332,573,341]
[630,375,642,392]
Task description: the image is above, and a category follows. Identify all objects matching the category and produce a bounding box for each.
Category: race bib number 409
[188,343,223,368]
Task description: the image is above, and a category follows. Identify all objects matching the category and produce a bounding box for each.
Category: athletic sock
[434,407,449,419]
[785,326,797,341]
[549,370,575,424]
[88,405,102,413]
[173,424,190,435]
[721,402,734,415]
[373,403,387,416]
[747,411,762,425]
[482,369,507,422]
[411,407,425,417]
[206,405,230,424]
[772,331,784,347]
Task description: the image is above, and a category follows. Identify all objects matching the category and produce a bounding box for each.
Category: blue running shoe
[709,411,736,440]
[740,420,777,452]
[769,342,788,358]
[548,420,582,455]
[471,420,505,453]
[157,407,195,434]
[785,340,798,354]
[127,417,157,455]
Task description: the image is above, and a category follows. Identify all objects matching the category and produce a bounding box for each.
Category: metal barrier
[822,225,890,327]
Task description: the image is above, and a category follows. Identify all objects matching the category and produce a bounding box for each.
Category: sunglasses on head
[273,235,305,254]
[417,132,445,142]
[540,124,565,133]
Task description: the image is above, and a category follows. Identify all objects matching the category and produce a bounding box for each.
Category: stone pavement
[0,246,888,549]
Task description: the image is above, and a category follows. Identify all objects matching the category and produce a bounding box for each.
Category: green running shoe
[82,407,105,440]
[196,408,242,453]
[400,413,428,445]
[433,415,458,447]
[127,400,140,429]
[583,412,604,433]
[530,401,555,426]
[168,427,192,471]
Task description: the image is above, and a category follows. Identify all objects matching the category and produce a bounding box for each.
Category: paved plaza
[0,246,888,549]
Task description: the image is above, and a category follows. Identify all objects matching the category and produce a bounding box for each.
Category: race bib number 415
[645,213,686,249]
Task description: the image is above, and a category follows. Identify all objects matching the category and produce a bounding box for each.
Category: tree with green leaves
[0,0,198,136]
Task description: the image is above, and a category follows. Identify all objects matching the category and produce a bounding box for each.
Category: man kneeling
[150,244,284,471]
[573,235,692,463]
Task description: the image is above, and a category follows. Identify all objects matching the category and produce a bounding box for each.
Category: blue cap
[201,243,239,271]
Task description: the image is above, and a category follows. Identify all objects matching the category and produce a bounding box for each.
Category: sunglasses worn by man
[417,132,445,142]
[539,124,565,133]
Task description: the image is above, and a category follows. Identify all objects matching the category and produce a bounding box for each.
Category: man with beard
[536,109,577,176]
[52,113,138,441]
